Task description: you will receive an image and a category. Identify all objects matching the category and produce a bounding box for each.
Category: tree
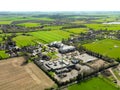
[116,58,120,63]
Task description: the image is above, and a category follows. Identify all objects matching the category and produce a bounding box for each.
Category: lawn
[68,77,118,90]
[66,28,88,34]
[12,35,38,47]
[0,51,9,59]
[17,22,41,27]
[86,24,120,31]
[83,39,120,58]
[30,30,71,43]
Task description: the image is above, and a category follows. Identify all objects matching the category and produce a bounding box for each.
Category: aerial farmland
[0,11,120,90]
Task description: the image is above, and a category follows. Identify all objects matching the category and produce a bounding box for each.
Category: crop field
[0,37,2,42]
[66,28,88,34]
[68,77,117,90]
[0,57,55,90]
[90,19,106,23]
[17,22,41,27]
[0,17,34,24]
[44,25,63,30]
[71,20,86,24]
[0,21,12,24]
[0,16,53,21]
[90,17,117,23]
[30,30,71,43]
[83,39,120,58]
[0,16,54,25]
[12,35,38,47]
[37,17,54,21]
[0,16,32,21]
[86,24,120,31]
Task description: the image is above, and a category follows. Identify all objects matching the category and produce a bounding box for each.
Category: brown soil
[0,57,54,90]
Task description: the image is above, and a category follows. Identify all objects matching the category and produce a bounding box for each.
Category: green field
[84,39,120,58]
[0,51,9,59]
[71,20,86,24]
[30,30,71,43]
[86,24,120,31]
[0,16,54,21]
[12,35,38,47]
[44,25,63,30]
[68,77,118,90]
[17,22,41,27]
[90,17,117,23]
[37,17,54,21]
[66,28,88,34]
[0,37,3,42]
[0,16,54,25]
[0,21,12,24]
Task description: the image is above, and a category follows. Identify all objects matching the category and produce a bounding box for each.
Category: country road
[109,68,120,86]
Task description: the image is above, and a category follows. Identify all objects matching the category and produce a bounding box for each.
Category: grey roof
[44,60,74,70]
[59,45,75,53]
[79,53,97,63]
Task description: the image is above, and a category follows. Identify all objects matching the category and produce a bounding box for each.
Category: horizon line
[0,11,120,12]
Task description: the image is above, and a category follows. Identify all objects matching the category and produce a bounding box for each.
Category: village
[33,41,118,85]
[0,17,120,89]
[0,29,119,86]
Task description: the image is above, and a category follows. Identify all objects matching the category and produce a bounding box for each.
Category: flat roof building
[79,53,98,63]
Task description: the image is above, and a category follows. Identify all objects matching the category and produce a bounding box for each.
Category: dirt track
[0,57,54,90]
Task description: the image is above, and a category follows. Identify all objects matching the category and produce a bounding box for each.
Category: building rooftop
[44,60,74,70]
[79,53,98,63]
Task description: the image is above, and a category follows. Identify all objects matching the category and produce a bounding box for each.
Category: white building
[59,45,75,54]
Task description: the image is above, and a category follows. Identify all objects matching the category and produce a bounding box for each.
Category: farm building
[44,60,74,70]
[40,59,77,74]
[49,41,76,53]
[49,41,64,48]
[59,45,75,54]
[79,53,98,63]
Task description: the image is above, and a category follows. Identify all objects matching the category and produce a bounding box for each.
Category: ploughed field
[84,39,120,58]
[0,57,54,90]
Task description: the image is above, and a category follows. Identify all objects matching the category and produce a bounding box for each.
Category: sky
[0,0,120,11]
